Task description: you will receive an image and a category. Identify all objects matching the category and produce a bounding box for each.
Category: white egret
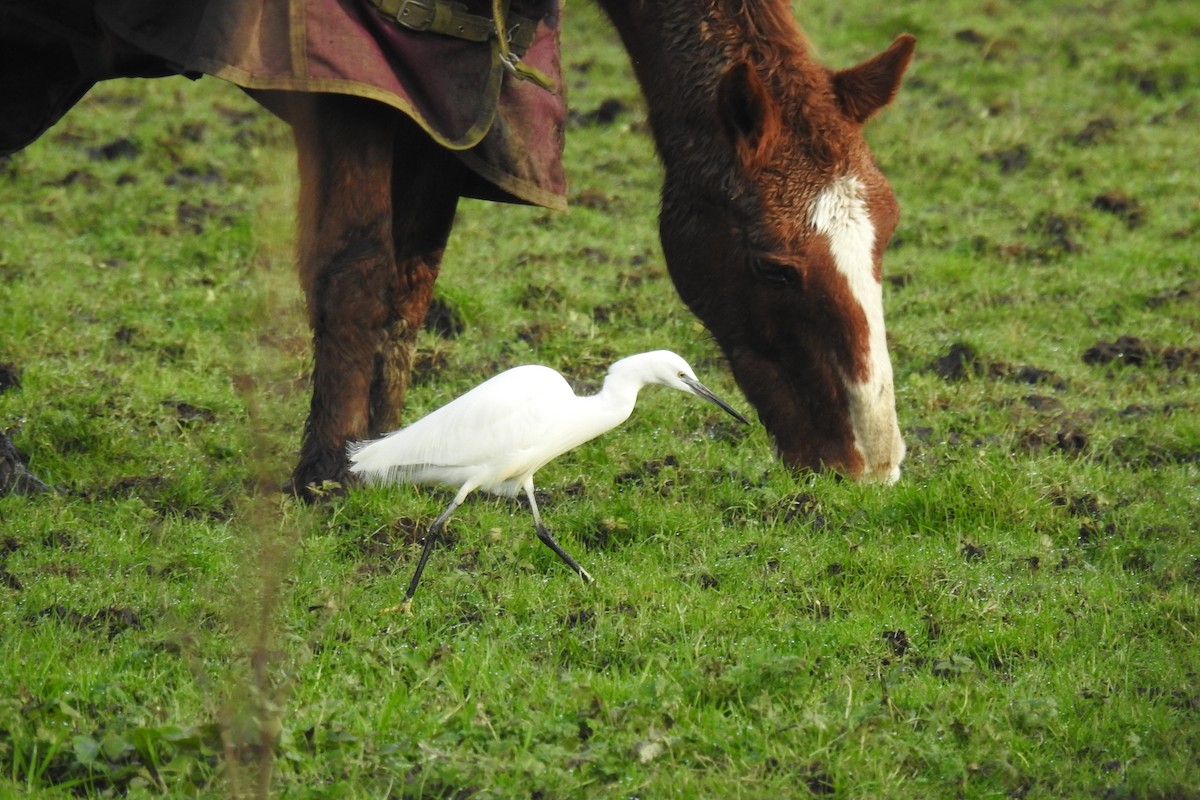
[348,350,749,610]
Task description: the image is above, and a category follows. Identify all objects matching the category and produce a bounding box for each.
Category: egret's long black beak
[681,376,750,425]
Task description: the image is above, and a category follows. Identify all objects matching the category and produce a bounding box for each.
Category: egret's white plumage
[348,350,748,609]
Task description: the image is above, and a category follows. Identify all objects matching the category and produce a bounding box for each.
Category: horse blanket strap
[370,0,535,54]
[367,0,552,89]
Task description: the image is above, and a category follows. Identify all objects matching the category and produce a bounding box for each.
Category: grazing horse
[1,0,913,499]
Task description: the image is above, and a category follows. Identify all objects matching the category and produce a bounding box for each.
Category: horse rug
[0,0,567,210]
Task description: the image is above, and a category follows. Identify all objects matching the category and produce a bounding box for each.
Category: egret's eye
[753,259,797,286]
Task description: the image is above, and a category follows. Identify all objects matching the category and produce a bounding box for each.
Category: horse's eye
[753,259,797,286]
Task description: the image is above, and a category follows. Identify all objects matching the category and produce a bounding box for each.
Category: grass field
[1,1,1197,797]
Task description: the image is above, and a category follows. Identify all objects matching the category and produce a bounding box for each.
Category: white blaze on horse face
[810,175,905,483]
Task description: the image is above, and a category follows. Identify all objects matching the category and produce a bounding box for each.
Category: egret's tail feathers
[347,438,472,489]
[345,437,412,484]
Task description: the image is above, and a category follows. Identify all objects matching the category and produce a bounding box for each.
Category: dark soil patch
[373,517,426,552]
[164,165,223,187]
[79,475,232,520]
[561,608,596,628]
[517,283,565,310]
[1091,191,1146,228]
[574,189,614,210]
[1118,402,1192,418]
[928,343,1066,389]
[882,629,910,658]
[1016,211,1086,261]
[929,343,982,381]
[1083,336,1200,372]
[981,144,1030,174]
[569,98,627,127]
[35,604,144,638]
[1107,437,1200,470]
[0,362,20,394]
[161,400,217,427]
[612,456,680,493]
[0,567,21,591]
[176,199,228,233]
[515,320,557,346]
[1114,64,1189,97]
[47,169,100,190]
[769,492,827,528]
[1049,490,1106,518]
[1146,281,1199,308]
[961,542,986,562]
[114,325,139,345]
[1068,116,1117,146]
[410,349,449,386]
[423,296,464,338]
[1024,394,1065,414]
[953,28,988,46]
[87,137,140,161]
[578,516,633,552]
[1018,420,1090,457]
[802,761,836,796]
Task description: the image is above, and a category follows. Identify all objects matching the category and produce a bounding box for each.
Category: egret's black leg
[401,498,460,611]
[524,482,594,584]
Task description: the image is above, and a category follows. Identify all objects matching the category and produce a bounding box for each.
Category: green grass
[2,1,1198,797]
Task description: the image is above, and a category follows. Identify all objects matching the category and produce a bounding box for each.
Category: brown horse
[2,1,913,499]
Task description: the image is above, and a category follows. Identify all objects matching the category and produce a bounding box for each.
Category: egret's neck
[578,371,645,437]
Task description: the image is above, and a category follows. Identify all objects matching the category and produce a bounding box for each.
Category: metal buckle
[394,0,434,29]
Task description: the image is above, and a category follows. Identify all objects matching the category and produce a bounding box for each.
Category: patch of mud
[1083,336,1200,372]
[423,296,464,338]
[1091,191,1146,228]
[161,400,217,427]
[569,98,627,127]
[1016,211,1086,261]
[613,455,679,489]
[410,349,449,386]
[574,189,615,210]
[1018,420,1090,457]
[0,362,20,394]
[579,516,633,552]
[1106,437,1200,470]
[928,343,1066,389]
[1146,281,1200,309]
[34,604,144,638]
[981,144,1030,174]
[1024,394,1065,414]
[882,628,910,658]
[1067,116,1117,147]
[86,137,140,161]
[78,475,232,520]
[766,492,828,529]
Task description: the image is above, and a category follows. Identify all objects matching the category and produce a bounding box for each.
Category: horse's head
[658,34,915,483]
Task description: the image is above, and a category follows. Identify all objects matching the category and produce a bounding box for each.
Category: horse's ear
[718,61,782,168]
[832,34,916,124]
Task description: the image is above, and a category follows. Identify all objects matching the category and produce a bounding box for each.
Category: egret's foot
[379,599,415,616]
[579,567,595,584]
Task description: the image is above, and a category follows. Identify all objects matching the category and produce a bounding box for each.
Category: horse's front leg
[285,94,464,500]
[286,94,399,499]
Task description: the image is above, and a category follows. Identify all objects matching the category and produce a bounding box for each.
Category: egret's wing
[347,366,576,489]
